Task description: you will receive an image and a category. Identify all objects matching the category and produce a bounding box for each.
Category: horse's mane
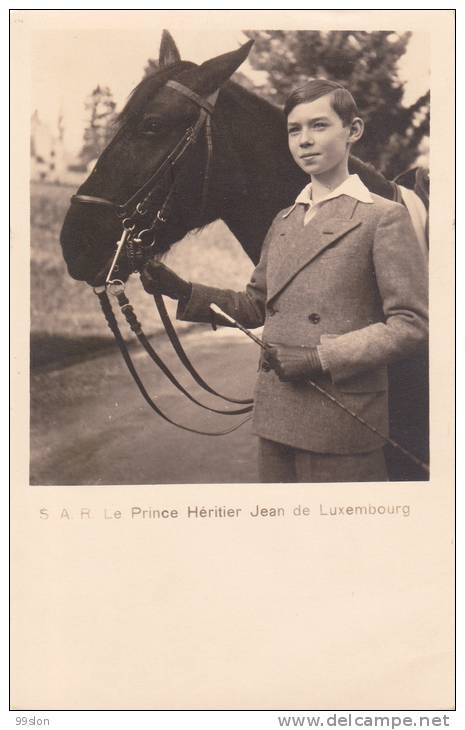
[347,155,394,198]
[223,81,287,135]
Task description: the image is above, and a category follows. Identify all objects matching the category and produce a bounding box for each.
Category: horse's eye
[141,118,159,135]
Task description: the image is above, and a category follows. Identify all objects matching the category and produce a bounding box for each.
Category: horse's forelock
[116,61,198,127]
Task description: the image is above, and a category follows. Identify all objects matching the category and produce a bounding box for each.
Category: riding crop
[209,304,430,477]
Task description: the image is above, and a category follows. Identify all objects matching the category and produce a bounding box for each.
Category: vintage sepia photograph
[11,9,455,713]
[29,18,430,485]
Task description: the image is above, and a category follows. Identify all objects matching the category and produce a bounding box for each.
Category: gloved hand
[140,260,192,301]
[264,343,322,382]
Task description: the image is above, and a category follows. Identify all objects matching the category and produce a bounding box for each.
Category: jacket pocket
[336,367,388,393]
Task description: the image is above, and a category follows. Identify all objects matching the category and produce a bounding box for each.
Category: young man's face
[287,94,354,181]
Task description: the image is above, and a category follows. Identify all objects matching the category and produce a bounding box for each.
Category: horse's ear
[159,29,182,67]
[197,40,254,93]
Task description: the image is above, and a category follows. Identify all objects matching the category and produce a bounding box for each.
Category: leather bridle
[71,80,218,280]
[70,79,255,436]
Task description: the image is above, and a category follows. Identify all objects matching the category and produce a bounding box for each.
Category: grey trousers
[258,438,388,483]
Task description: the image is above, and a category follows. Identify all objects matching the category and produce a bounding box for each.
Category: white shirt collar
[283,173,373,219]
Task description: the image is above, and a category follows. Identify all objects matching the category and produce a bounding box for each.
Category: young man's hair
[284,79,359,126]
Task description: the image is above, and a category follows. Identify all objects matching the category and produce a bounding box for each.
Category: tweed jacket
[177,193,428,453]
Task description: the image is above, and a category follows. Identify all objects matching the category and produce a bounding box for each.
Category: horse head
[60,31,254,285]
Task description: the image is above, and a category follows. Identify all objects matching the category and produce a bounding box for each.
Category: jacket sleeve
[176,217,277,330]
[317,203,428,383]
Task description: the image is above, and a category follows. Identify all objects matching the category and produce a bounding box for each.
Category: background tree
[234,30,429,178]
[79,85,117,167]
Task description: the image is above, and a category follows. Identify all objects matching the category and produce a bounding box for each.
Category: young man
[141,79,428,483]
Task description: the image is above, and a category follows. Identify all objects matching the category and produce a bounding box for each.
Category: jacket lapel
[267,195,362,303]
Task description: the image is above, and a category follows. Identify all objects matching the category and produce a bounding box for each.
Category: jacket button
[308,313,321,324]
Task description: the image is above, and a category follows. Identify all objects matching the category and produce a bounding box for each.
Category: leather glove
[264,343,322,382]
[140,260,192,301]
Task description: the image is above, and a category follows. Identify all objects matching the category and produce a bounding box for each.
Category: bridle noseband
[71,80,219,280]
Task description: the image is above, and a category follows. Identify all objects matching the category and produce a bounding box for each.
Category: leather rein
[71,80,254,436]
